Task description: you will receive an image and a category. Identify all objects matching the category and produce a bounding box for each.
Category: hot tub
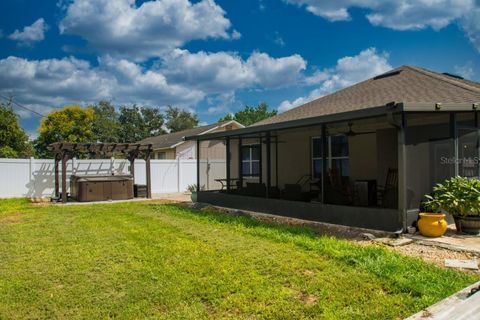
[70,175,134,202]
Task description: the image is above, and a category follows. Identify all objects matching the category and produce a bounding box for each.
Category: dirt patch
[0,212,24,225]
[299,293,318,305]
[356,240,479,273]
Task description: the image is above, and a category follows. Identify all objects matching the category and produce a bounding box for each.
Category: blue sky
[0,0,479,137]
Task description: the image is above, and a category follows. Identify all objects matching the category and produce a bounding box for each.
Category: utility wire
[0,94,45,117]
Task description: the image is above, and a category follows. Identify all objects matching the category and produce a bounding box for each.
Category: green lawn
[0,199,477,319]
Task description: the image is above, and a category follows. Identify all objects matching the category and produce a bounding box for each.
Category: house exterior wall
[349,133,377,181]
[274,126,379,190]
[153,149,175,160]
[277,127,321,190]
[376,128,398,185]
[176,141,196,159]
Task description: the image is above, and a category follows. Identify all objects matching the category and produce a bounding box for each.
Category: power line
[0,95,45,117]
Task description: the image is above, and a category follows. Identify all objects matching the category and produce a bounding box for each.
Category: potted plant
[186,184,198,202]
[416,201,448,237]
[424,176,480,235]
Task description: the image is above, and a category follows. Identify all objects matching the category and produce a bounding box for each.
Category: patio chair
[324,168,352,205]
[377,168,398,208]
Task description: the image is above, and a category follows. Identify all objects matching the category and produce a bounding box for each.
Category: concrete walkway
[406,281,480,319]
[152,192,191,202]
[405,225,480,255]
[56,192,191,206]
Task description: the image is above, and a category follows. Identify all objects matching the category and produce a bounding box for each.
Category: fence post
[110,157,115,175]
[72,157,77,175]
[29,157,35,196]
[177,157,181,192]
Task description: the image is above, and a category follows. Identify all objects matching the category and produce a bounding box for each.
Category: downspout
[386,103,407,233]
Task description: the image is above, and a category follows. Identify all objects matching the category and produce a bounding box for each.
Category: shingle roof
[254,65,480,126]
[139,123,220,149]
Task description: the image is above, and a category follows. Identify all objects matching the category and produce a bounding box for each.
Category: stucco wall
[348,133,377,181]
[277,127,322,190]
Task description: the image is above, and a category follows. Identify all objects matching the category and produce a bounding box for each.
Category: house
[185,65,480,232]
[139,120,244,160]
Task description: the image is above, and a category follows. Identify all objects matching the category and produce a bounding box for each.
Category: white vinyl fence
[0,157,217,198]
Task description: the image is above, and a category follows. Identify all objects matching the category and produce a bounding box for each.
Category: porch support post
[196,140,200,192]
[129,157,135,181]
[397,113,408,231]
[238,137,243,188]
[451,113,459,176]
[146,149,152,199]
[266,131,271,198]
[275,135,279,187]
[259,136,263,184]
[61,152,69,203]
[321,124,328,203]
[476,112,480,177]
[54,154,60,198]
[226,137,231,193]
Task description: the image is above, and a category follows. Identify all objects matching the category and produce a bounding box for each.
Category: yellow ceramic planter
[418,213,448,237]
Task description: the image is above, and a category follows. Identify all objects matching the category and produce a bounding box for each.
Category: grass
[0,199,478,319]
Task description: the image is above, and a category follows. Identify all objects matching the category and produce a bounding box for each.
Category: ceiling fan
[344,122,376,137]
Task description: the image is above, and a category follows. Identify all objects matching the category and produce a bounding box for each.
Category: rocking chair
[377,168,398,208]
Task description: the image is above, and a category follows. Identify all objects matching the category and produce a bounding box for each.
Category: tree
[0,102,33,158]
[219,102,277,126]
[165,106,199,132]
[118,105,165,142]
[34,105,95,157]
[91,100,120,143]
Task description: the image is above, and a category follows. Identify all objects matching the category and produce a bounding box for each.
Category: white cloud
[59,0,235,60]
[160,49,307,92]
[206,92,236,114]
[460,5,480,52]
[273,32,286,47]
[8,18,48,45]
[454,62,475,79]
[0,56,204,118]
[284,0,480,51]
[278,48,392,112]
[0,48,308,119]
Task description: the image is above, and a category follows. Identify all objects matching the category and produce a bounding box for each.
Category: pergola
[48,142,153,203]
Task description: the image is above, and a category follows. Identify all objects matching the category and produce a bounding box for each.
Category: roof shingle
[139,123,220,149]
[254,65,480,126]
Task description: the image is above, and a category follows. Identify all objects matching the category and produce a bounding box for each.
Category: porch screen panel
[198,139,227,191]
[456,112,479,178]
[228,138,240,190]
[311,135,349,179]
[405,113,453,210]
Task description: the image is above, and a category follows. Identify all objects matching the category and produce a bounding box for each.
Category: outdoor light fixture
[473,103,479,110]
[435,103,442,110]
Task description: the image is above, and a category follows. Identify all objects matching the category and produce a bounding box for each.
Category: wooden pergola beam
[48,142,152,154]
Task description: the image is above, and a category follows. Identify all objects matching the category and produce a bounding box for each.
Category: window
[156,151,166,160]
[311,135,349,179]
[242,145,260,177]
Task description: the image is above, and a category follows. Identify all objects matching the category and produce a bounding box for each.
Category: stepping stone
[373,237,413,247]
[444,259,478,270]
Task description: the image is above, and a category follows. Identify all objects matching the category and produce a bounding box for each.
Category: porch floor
[405,225,480,255]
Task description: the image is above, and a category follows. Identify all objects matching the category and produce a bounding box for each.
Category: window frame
[311,135,349,179]
[241,144,261,177]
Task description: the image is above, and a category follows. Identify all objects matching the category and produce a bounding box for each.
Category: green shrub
[425,176,480,217]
